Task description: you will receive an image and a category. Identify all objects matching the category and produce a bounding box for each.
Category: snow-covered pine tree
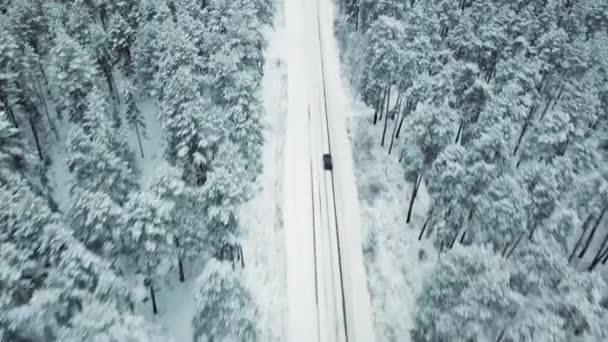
[48,29,99,122]
[0,19,21,128]
[123,78,146,158]
[58,298,171,342]
[425,144,468,248]
[122,187,175,314]
[67,87,137,258]
[401,100,457,223]
[132,18,162,97]
[192,259,257,342]
[411,245,519,342]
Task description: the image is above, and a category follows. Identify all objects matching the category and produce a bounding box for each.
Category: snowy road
[283,0,375,341]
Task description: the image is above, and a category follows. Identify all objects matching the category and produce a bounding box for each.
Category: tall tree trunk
[495,327,507,342]
[504,231,525,260]
[514,120,530,156]
[388,101,403,154]
[381,92,394,147]
[578,207,607,259]
[372,93,381,125]
[149,284,158,315]
[538,91,558,122]
[239,245,245,268]
[379,86,391,122]
[513,105,536,155]
[391,92,402,120]
[448,229,460,249]
[28,117,44,161]
[178,257,185,282]
[602,249,608,265]
[528,222,539,240]
[455,121,464,143]
[459,230,467,244]
[134,123,145,158]
[569,214,594,263]
[419,210,433,240]
[395,100,410,139]
[588,231,608,271]
[406,175,422,223]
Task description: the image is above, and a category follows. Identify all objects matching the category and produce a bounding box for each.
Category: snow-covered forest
[4,0,608,341]
[338,0,608,341]
[0,0,277,340]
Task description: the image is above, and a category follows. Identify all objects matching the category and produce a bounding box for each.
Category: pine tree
[192,259,257,342]
[48,30,99,122]
[132,19,162,96]
[425,144,468,247]
[0,20,20,128]
[473,175,527,254]
[401,100,457,223]
[123,78,146,158]
[58,299,170,342]
[67,88,136,204]
[411,245,519,342]
[122,186,176,313]
[200,144,253,251]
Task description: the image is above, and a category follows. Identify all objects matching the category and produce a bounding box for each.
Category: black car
[323,153,333,170]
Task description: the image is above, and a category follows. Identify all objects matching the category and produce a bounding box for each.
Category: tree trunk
[379,86,390,122]
[504,231,525,260]
[513,105,536,156]
[28,117,44,161]
[601,249,608,265]
[134,123,145,158]
[455,121,464,143]
[406,175,422,223]
[448,229,460,249]
[381,92,394,147]
[239,245,245,268]
[391,92,402,120]
[372,93,381,125]
[588,231,608,272]
[538,91,557,122]
[568,214,594,263]
[388,102,402,154]
[178,257,185,282]
[514,119,530,156]
[578,207,607,259]
[495,327,507,342]
[528,222,539,240]
[395,100,411,139]
[149,284,158,315]
[459,230,467,244]
[419,212,432,240]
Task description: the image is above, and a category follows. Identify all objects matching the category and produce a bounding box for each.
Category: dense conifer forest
[339,0,608,340]
[0,0,273,340]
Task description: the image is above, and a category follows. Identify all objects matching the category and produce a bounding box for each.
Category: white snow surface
[239,4,288,341]
[284,0,375,341]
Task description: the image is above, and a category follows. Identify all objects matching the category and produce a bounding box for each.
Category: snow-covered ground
[240,3,288,341]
